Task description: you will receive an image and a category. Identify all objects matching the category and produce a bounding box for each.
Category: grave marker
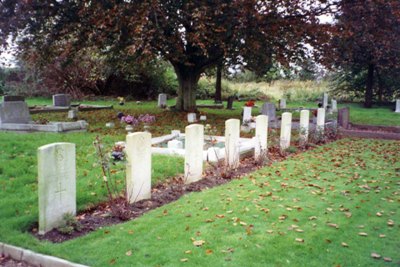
[0,100,31,124]
[323,93,328,108]
[279,99,286,109]
[38,143,76,234]
[331,99,338,112]
[242,106,252,124]
[225,119,240,168]
[184,124,204,183]
[261,102,276,124]
[126,132,151,203]
[316,108,325,136]
[187,113,197,123]
[254,115,268,160]
[158,94,167,108]
[338,107,350,129]
[395,99,400,113]
[299,110,310,145]
[52,94,71,107]
[280,112,292,150]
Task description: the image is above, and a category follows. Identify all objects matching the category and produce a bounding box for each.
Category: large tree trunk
[174,65,201,112]
[364,64,374,108]
[214,62,223,103]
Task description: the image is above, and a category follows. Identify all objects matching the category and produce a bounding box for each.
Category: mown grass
[1,138,398,266]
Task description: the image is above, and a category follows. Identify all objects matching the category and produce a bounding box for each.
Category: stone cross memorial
[184,124,204,183]
[254,115,268,161]
[280,112,292,151]
[395,99,400,113]
[38,143,76,235]
[225,119,240,168]
[158,94,167,108]
[126,132,152,203]
[299,110,310,145]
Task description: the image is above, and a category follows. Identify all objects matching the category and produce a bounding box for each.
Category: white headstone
[280,112,292,150]
[38,143,76,235]
[331,99,337,112]
[207,147,222,162]
[254,115,268,160]
[184,124,204,183]
[67,110,77,119]
[279,99,286,109]
[395,99,400,113]
[225,119,240,168]
[316,108,325,136]
[242,106,252,124]
[187,113,197,123]
[200,115,207,121]
[323,93,328,108]
[299,110,310,145]
[158,94,167,108]
[126,132,152,203]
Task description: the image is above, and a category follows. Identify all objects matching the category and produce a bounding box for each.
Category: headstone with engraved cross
[38,143,76,235]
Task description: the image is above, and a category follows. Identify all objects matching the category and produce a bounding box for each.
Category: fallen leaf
[387,220,394,226]
[358,232,368,236]
[266,230,274,234]
[376,212,382,217]
[216,214,225,218]
[128,230,134,234]
[205,249,213,255]
[185,250,192,254]
[180,258,188,262]
[295,229,304,233]
[125,250,132,256]
[193,240,205,247]
[205,219,214,223]
[371,253,381,259]
[383,257,392,262]
[327,223,339,229]
[295,238,304,243]
[309,216,317,220]
[341,242,349,247]
[379,234,386,238]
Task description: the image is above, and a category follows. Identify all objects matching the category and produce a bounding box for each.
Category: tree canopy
[1,0,337,110]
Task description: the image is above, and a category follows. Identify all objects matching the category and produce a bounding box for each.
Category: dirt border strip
[0,242,89,267]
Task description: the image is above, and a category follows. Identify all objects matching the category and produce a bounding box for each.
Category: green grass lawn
[0,138,399,266]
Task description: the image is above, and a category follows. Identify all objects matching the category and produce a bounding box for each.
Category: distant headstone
[200,115,207,121]
[261,102,276,123]
[280,112,292,151]
[168,139,183,149]
[225,119,240,168]
[254,115,268,161]
[331,99,338,112]
[226,96,235,109]
[3,95,25,102]
[53,94,71,107]
[67,110,78,119]
[187,113,197,123]
[38,143,76,235]
[242,106,252,124]
[299,110,310,145]
[126,132,152,203]
[279,99,286,109]
[395,99,400,113]
[158,94,167,108]
[323,93,328,108]
[184,124,204,183]
[0,101,31,124]
[106,122,115,128]
[316,108,325,136]
[338,107,350,129]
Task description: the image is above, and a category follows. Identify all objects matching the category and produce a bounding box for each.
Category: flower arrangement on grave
[111,144,125,161]
[139,114,156,125]
[117,97,125,105]
[244,100,255,107]
[121,115,139,126]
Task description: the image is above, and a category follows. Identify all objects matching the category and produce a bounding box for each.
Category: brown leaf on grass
[185,250,192,254]
[221,248,235,253]
[379,234,386,238]
[216,214,225,218]
[180,258,189,262]
[205,219,214,223]
[344,212,352,218]
[193,240,205,246]
[327,223,339,229]
[205,249,213,255]
[341,242,349,247]
[162,209,168,215]
[376,212,383,217]
[125,250,132,256]
[387,219,394,226]
[309,216,317,220]
[295,238,304,243]
[295,229,304,233]
[383,257,392,262]
[358,232,368,236]
[371,253,381,259]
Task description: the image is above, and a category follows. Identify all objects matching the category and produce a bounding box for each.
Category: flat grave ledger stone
[158,94,167,108]
[0,100,32,124]
[38,142,76,235]
[395,99,400,113]
[53,94,71,107]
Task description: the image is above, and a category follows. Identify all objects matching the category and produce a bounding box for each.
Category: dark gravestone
[53,94,71,107]
[0,101,32,124]
[260,102,277,123]
[226,96,235,109]
[3,95,25,102]
[338,107,350,129]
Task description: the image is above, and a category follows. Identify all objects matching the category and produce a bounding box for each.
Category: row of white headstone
[36,108,326,234]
